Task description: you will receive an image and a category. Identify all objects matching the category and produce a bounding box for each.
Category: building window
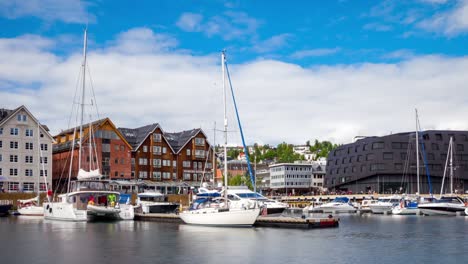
[366,153,374,161]
[395,163,403,170]
[25,156,33,163]
[372,142,384,149]
[370,163,385,171]
[162,147,167,154]
[352,166,356,173]
[40,170,48,177]
[435,134,442,141]
[383,152,393,160]
[40,144,48,151]
[25,169,33,176]
[457,144,464,151]
[183,172,191,180]
[0,154,2,162]
[114,171,118,177]
[195,150,205,158]
[40,157,48,164]
[173,160,177,167]
[162,160,171,166]
[401,153,407,160]
[152,159,161,167]
[10,168,18,176]
[143,146,148,152]
[139,158,148,165]
[153,133,162,142]
[152,171,161,179]
[186,149,191,156]
[0,140,2,148]
[10,155,18,163]
[120,158,125,165]
[195,138,205,146]
[139,171,148,179]
[25,129,33,137]
[10,128,19,135]
[183,161,191,168]
[162,172,171,179]
[17,114,27,122]
[342,157,346,164]
[10,141,18,149]
[25,142,33,150]
[173,173,177,180]
[152,146,161,154]
[0,128,2,135]
[8,182,19,191]
[114,158,118,164]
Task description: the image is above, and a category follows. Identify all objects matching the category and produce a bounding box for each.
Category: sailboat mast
[213,121,216,186]
[222,51,228,206]
[78,28,88,171]
[449,137,453,195]
[37,122,50,202]
[415,109,420,194]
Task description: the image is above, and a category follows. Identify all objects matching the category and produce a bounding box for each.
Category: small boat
[302,198,324,214]
[227,186,288,215]
[136,191,179,214]
[179,197,260,226]
[369,196,401,214]
[17,197,43,216]
[391,198,419,215]
[418,196,466,216]
[317,197,356,213]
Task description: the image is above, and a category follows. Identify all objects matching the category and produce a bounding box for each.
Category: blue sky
[1,0,468,144]
[2,0,467,64]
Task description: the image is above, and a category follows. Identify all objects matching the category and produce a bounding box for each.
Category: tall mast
[222,51,228,207]
[37,122,50,202]
[415,109,420,194]
[213,121,216,186]
[449,137,453,195]
[78,28,88,171]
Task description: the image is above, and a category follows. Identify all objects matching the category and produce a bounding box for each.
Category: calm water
[0,214,467,264]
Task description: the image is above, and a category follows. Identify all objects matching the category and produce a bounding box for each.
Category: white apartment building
[0,106,54,193]
[269,161,326,194]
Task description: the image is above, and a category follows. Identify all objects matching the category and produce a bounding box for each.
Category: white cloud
[176,13,203,32]
[251,34,292,53]
[176,11,260,40]
[417,0,468,36]
[107,28,178,54]
[1,30,468,146]
[0,0,94,23]
[290,48,341,59]
[363,22,393,32]
[381,49,415,60]
[418,0,448,4]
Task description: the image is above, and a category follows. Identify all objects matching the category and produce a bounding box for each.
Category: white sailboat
[17,123,51,216]
[179,51,260,226]
[418,137,467,216]
[43,29,121,222]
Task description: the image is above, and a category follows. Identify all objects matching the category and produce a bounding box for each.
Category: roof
[165,128,201,153]
[55,118,108,137]
[0,107,17,123]
[118,123,160,149]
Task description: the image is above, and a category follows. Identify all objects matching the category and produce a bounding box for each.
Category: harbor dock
[134,212,339,229]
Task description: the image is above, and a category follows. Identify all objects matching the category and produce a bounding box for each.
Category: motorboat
[359,198,378,213]
[226,187,288,215]
[418,196,466,216]
[179,197,260,226]
[302,198,324,214]
[391,198,419,215]
[17,197,43,216]
[44,178,121,221]
[317,197,356,213]
[136,191,179,214]
[0,201,12,216]
[369,196,401,214]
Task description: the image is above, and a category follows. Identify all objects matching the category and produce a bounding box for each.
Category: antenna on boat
[78,27,88,172]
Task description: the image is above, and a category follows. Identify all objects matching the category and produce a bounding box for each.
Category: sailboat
[17,124,50,216]
[179,51,260,226]
[418,137,467,216]
[43,29,121,221]
[392,109,422,215]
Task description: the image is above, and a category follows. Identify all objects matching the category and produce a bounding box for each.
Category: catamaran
[43,29,122,221]
[179,51,260,226]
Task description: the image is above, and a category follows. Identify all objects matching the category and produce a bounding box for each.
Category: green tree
[228,174,253,189]
[309,139,339,160]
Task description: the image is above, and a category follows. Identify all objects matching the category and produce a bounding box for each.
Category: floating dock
[134,213,339,229]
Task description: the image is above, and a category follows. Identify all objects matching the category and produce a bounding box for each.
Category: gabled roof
[118,123,160,149]
[0,105,54,141]
[55,118,108,137]
[165,128,202,153]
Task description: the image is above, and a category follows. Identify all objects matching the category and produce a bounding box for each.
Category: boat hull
[86,204,121,221]
[319,203,356,213]
[43,202,87,222]
[391,207,419,215]
[0,204,12,216]
[17,206,44,216]
[179,208,260,226]
[143,204,179,214]
[418,203,466,216]
[119,204,135,220]
[369,204,394,214]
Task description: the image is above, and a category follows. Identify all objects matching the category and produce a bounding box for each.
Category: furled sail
[77,169,102,180]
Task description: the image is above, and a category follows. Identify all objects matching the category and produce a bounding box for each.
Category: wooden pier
[134,212,339,229]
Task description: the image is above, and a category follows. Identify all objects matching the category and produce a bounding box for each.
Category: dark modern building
[325,130,468,194]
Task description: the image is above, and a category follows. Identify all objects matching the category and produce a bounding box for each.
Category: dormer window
[195,138,205,146]
[153,133,162,142]
[17,114,27,122]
